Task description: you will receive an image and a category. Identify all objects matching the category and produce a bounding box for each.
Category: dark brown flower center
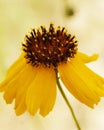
[22,23,78,68]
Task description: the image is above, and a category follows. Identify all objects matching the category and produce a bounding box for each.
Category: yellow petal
[14,64,37,115]
[39,70,56,117]
[0,55,28,104]
[2,63,32,104]
[26,66,56,116]
[1,66,26,104]
[58,53,104,108]
[77,52,98,63]
[0,54,26,91]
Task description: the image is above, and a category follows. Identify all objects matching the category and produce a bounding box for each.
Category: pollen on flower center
[22,23,78,68]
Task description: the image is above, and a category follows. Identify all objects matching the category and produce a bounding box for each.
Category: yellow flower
[0,24,104,117]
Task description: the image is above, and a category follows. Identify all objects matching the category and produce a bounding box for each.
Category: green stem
[54,69,81,130]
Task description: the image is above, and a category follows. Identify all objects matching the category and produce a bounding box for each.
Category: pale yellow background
[0,0,104,130]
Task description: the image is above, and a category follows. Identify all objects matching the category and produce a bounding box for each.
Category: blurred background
[0,0,104,130]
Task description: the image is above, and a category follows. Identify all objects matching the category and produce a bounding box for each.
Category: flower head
[0,23,104,117]
[22,23,77,68]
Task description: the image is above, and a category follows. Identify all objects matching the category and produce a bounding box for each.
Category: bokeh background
[0,0,104,130]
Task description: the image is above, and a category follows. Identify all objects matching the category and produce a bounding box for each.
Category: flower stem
[54,69,81,130]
